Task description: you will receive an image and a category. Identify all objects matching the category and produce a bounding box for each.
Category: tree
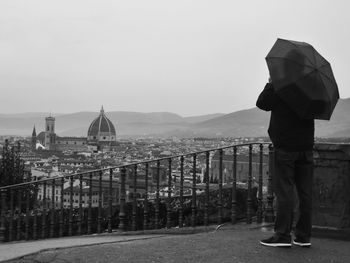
[0,140,27,186]
[0,140,35,211]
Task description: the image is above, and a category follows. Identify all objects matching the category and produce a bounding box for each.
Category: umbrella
[265,38,339,120]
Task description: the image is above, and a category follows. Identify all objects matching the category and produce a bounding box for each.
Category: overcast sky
[0,0,349,116]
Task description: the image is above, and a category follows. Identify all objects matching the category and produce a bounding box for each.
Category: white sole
[260,241,292,247]
[293,240,311,247]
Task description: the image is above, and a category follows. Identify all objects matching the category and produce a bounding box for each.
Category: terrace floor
[1,223,349,263]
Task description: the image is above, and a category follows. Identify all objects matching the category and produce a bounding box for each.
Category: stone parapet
[313,143,350,229]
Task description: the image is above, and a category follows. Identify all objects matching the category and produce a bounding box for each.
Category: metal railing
[0,142,274,242]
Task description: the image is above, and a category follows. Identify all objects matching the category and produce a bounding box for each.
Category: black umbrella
[266,38,339,120]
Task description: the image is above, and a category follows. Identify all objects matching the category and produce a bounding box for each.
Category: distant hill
[314,98,350,137]
[0,111,211,137]
[184,113,225,123]
[185,98,350,138]
[191,108,270,137]
[0,98,349,138]
[0,112,56,118]
[57,112,190,136]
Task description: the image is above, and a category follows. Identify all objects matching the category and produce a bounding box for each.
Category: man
[256,77,314,248]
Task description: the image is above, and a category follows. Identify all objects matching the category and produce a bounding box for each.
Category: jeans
[273,148,313,239]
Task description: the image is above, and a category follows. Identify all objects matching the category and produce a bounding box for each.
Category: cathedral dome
[87,107,116,143]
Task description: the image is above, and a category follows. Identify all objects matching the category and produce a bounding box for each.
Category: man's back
[256,83,314,151]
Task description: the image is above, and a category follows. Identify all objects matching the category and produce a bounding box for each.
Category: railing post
[51,179,56,238]
[9,189,14,242]
[17,188,22,241]
[0,190,6,242]
[218,149,223,225]
[132,165,137,231]
[265,144,275,223]
[59,177,64,237]
[143,163,149,230]
[42,181,47,239]
[231,146,237,224]
[97,171,102,234]
[246,144,253,224]
[257,144,264,223]
[204,151,210,226]
[191,154,197,227]
[8,188,14,241]
[78,175,83,236]
[68,176,73,236]
[25,188,30,240]
[87,173,92,234]
[118,167,126,231]
[179,156,184,228]
[108,169,113,233]
[166,158,172,229]
[33,203,38,240]
[155,161,160,229]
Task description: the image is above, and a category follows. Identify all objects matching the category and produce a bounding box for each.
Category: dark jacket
[256,83,314,151]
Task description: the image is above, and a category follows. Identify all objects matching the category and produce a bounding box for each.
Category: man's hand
[256,82,276,111]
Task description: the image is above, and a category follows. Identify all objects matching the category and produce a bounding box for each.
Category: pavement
[1,223,349,263]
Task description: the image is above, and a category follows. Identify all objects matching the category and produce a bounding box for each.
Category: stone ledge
[314,143,350,160]
[312,226,350,241]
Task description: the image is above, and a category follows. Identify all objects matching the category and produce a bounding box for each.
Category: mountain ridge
[0,98,349,138]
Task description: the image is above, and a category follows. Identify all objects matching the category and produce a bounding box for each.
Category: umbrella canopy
[266,38,339,120]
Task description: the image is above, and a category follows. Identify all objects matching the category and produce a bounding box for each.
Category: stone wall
[313,143,350,229]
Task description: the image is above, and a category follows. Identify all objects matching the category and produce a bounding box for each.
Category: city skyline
[1,0,349,116]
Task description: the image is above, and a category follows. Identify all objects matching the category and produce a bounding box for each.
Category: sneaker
[293,237,311,247]
[260,235,292,247]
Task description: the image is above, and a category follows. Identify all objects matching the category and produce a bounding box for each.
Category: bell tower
[44,115,56,150]
[31,125,37,150]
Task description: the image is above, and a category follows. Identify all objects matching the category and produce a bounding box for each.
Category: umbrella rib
[315,63,336,83]
[313,71,333,114]
[312,47,318,68]
[266,57,315,70]
[294,72,334,120]
[288,40,315,66]
[266,57,334,83]
[294,67,323,82]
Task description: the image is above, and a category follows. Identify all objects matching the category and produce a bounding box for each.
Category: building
[33,107,117,152]
[31,125,37,150]
[36,179,63,209]
[62,178,120,208]
[44,116,56,149]
[87,106,117,152]
[36,178,120,209]
[210,151,269,185]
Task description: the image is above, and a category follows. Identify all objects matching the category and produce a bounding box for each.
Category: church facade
[32,107,117,152]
